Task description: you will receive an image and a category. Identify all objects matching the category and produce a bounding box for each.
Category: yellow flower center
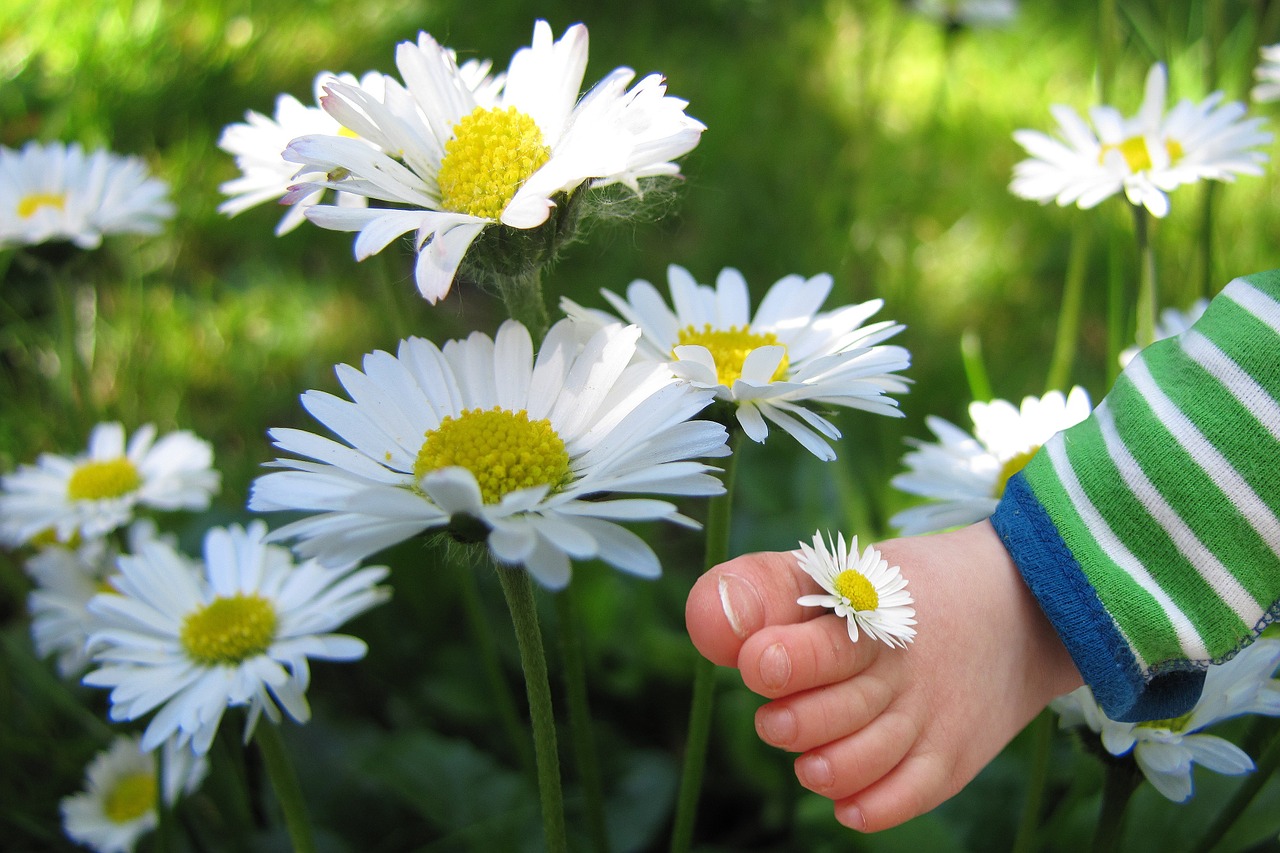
[832,569,879,612]
[67,458,143,501]
[180,594,278,666]
[103,771,156,825]
[1138,710,1195,733]
[1098,136,1184,173]
[676,325,791,386]
[18,192,66,218]
[993,447,1038,498]
[414,407,571,505]
[437,105,552,220]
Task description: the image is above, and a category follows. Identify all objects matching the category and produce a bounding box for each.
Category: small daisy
[1252,44,1280,103]
[82,521,389,754]
[0,141,173,250]
[1053,637,1280,802]
[218,70,388,236]
[1011,63,1271,218]
[25,520,169,678]
[890,387,1091,535]
[0,422,220,547]
[282,20,705,302]
[1119,297,1209,367]
[60,733,208,853]
[563,265,911,461]
[794,530,916,648]
[249,318,729,589]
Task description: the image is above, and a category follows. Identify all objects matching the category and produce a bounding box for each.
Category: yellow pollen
[832,569,878,611]
[103,771,156,824]
[993,447,1038,498]
[1138,710,1195,732]
[415,407,571,505]
[18,192,66,218]
[676,324,790,386]
[67,458,142,501]
[180,594,277,666]
[336,125,361,139]
[437,105,551,220]
[1099,136,1184,172]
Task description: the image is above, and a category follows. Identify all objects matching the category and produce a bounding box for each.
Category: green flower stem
[1198,183,1218,301]
[1045,226,1090,392]
[960,329,993,402]
[457,560,536,781]
[1092,756,1143,853]
[555,586,610,853]
[1011,710,1055,853]
[154,750,176,853]
[1191,720,1280,852]
[253,723,316,853]
[1097,0,1119,103]
[496,269,550,343]
[1132,204,1158,350]
[1107,235,1127,384]
[670,432,742,853]
[496,564,568,853]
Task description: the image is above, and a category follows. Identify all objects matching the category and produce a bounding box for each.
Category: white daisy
[60,733,208,853]
[1252,44,1280,103]
[562,265,911,461]
[281,20,705,302]
[218,71,387,236]
[1011,63,1271,218]
[794,530,916,648]
[0,141,173,249]
[1053,637,1280,802]
[1119,297,1209,367]
[0,422,220,547]
[890,387,1091,535]
[248,318,729,589]
[25,520,169,678]
[82,521,389,754]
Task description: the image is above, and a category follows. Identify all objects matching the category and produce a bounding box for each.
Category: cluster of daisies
[10,14,1280,849]
[3,21,924,850]
[0,423,390,851]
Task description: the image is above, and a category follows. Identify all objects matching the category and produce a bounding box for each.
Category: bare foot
[685,520,1083,832]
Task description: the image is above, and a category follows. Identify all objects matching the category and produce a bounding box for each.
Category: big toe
[686,550,821,667]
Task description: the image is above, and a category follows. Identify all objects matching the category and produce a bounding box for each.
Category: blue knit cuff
[990,473,1204,722]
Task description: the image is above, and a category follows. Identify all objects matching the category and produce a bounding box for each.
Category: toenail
[719,573,764,640]
[759,643,791,691]
[839,802,868,832]
[798,754,834,789]
[758,707,798,745]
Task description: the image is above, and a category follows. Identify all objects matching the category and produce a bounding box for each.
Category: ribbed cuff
[991,473,1204,722]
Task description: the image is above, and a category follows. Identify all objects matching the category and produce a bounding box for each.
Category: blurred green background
[4,0,1280,850]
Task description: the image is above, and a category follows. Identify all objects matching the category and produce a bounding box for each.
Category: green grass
[4,0,1280,850]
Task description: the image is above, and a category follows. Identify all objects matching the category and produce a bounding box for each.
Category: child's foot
[685,520,1083,832]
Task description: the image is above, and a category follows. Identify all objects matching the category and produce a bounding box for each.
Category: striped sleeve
[990,269,1280,723]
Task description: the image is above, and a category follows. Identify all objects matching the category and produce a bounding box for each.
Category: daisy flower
[794,530,916,648]
[562,265,911,461]
[1119,297,1209,367]
[890,387,1091,535]
[82,521,389,754]
[0,422,220,547]
[218,70,388,235]
[1252,44,1280,103]
[248,318,729,589]
[1011,63,1271,218]
[60,733,208,853]
[1053,637,1280,802]
[0,141,173,249]
[25,520,169,678]
[282,20,705,302]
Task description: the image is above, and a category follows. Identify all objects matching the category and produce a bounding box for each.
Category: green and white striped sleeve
[991,270,1280,722]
